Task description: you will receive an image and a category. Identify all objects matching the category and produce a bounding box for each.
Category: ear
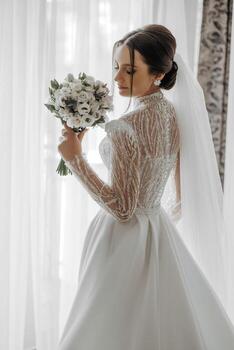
[155,73,165,80]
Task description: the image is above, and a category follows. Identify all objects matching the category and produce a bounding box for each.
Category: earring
[154,80,161,86]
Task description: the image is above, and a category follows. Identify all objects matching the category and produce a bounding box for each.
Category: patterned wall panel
[197,0,233,185]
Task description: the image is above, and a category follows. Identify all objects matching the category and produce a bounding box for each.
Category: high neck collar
[133,90,164,108]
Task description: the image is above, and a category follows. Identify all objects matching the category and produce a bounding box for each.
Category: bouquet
[45,73,113,175]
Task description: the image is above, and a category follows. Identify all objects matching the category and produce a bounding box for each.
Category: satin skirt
[58,205,234,350]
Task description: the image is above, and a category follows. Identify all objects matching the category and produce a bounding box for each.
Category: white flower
[55,101,60,111]
[78,102,91,115]
[85,75,95,85]
[62,86,73,95]
[53,89,61,97]
[84,85,95,92]
[64,73,74,82]
[71,81,82,92]
[46,73,112,133]
[81,114,94,127]
[96,85,108,95]
[60,109,71,119]
[77,91,89,103]
[86,91,96,101]
[61,115,70,121]
[95,80,103,87]
[90,101,99,113]
[101,95,113,108]
[93,111,102,120]
[67,116,82,128]
[57,95,66,107]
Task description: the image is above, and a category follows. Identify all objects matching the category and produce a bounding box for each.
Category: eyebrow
[114,63,138,68]
[114,61,137,68]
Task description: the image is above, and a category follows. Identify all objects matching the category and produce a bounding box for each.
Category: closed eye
[113,66,136,75]
[126,69,136,75]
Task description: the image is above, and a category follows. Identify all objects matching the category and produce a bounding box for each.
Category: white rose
[61,115,70,121]
[61,86,72,95]
[101,95,113,108]
[55,101,60,111]
[95,80,103,86]
[67,116,82,128]
[78,102,91,115]
[84,85,95,92]
[54,89,62,98]
[57,95,66,107]
[85,75,95,85]
[93,111,102,120]
[60,108,70,118]
[71,81,82,92]
[86,92,95,101]
[90,101,99,113]
[81,114,94,127]
[64,73,74,82]
[96,86,108,95]
[71,91,80,101]
[77,91,89,103]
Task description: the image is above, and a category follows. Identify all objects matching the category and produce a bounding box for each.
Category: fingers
[58,135,66,143]
[64,122,73,131]
[62,127,73,136]
[62,129,68,136]
[62,122,74,135]
[61,125,88,141]
[77,129,88,141]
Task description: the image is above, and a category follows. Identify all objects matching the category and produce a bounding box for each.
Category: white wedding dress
[59,90,234,350]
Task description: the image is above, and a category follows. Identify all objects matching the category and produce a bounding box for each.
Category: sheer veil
[164,52,229,315]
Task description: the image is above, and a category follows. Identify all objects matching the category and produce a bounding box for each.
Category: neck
[137,87,161,98]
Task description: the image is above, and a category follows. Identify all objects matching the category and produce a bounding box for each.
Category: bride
[58,24,234,349]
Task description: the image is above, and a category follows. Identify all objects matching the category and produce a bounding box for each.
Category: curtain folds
[3,0,228,349]
[224,0,234,326]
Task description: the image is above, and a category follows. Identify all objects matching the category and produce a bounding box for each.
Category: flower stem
[56,158,72,176]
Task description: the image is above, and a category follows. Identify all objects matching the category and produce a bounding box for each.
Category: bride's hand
[58,123,88,161]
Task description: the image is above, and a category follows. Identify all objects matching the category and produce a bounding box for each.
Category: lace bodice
[64,90,180,222]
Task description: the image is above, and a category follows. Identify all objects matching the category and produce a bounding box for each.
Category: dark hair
[112,24,178,105]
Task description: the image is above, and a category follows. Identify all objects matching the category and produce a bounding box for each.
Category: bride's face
[113,44,164,97]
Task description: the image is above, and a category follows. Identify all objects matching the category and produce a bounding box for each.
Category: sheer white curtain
[224,0,234,325]
[0,0,203,349]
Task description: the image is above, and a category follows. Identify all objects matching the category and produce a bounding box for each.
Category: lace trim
[133,90,164,108]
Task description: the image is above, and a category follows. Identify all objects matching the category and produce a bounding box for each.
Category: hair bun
[160,59,178,90]
[172,60,178,71]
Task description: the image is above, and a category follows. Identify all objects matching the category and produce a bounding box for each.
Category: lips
[118,86,128,89]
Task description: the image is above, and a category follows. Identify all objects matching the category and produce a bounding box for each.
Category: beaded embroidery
[64,90,180,222]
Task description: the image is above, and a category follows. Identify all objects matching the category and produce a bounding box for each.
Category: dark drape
[198,0,233,186]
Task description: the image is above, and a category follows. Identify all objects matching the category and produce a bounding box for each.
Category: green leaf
[56,158,72,176]
[44,103,55,112]
[67,73,74,82]
[54,113,61,119]
[51,79,59,90]
[49,87,54,96]
[79,72,86,80]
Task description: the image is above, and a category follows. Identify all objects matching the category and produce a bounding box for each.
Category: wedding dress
[58,90,234,350]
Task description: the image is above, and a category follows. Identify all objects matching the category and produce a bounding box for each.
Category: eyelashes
[113,66,136,75]
[127,69,136,75]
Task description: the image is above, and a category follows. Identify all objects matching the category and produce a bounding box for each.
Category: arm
[63,119,141,222]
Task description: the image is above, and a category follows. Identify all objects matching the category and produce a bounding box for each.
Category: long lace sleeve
[63,119,141,222]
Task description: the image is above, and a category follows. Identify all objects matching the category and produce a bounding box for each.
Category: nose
[114,70,124,84]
